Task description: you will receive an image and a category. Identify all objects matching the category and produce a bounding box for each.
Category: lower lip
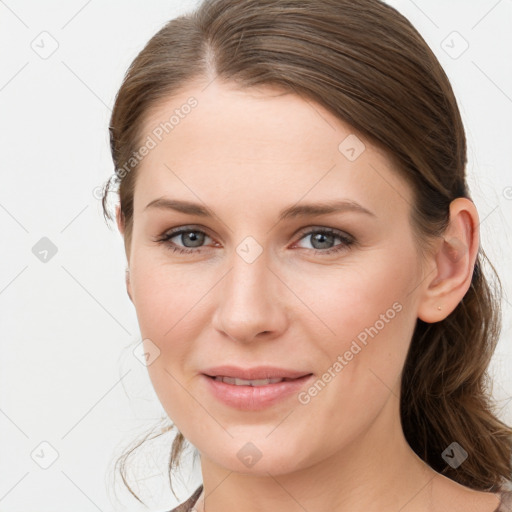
[202,374,314,411]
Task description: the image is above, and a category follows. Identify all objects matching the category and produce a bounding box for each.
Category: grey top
[168,486,512,512]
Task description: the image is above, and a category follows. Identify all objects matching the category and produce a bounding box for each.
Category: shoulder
[496,490,512,512]
[166,485,203,512]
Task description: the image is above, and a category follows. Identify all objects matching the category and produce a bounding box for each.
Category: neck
[195,395,439,512]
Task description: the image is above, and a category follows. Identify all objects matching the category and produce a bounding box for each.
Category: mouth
[201,367,314,410]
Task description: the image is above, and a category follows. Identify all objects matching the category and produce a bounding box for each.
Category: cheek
[289,249,418,407]
[129,248,212,338]
[128,247,224,408]
[287,246,416,347]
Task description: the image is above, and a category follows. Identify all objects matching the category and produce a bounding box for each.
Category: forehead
[134,80,412,220]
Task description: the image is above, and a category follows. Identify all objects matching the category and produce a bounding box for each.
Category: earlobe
[117,204,132,302]
[125,267,133,303]
[116,204,125,235]
[417,198,479,323]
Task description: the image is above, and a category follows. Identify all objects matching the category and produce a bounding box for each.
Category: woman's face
[121,80,429,475]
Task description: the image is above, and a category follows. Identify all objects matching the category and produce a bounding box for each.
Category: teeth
[213,376,284,386]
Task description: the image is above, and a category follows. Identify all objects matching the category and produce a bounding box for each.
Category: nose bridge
[212,245,287,342]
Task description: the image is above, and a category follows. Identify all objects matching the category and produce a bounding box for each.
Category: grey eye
[178,231,206,247]
[308,232,336,250]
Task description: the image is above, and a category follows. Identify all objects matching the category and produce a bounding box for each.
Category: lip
[201,366,314,411]
[202,365,312,380]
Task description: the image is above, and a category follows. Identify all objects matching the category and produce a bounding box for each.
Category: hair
[103,0,512,504]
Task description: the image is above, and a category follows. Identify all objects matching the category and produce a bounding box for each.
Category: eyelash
[154,225,355,256]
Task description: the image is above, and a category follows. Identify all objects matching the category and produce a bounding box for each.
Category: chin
[200,435,314,476]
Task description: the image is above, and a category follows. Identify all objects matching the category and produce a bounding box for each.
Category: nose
[211,251,289,343]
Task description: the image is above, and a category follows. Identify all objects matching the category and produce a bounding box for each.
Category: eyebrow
[144,197,376,220]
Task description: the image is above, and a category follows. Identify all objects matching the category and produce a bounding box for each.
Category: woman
[103,0,512,510]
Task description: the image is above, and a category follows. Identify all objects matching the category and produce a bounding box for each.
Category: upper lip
[202,365,312,380]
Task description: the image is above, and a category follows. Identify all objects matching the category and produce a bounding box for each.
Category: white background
[1,1,511,511]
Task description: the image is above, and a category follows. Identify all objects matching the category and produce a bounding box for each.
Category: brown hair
[103,0,512,503]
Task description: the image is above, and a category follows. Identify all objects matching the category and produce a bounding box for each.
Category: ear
[417,197,479,323]
[115,204,133,303]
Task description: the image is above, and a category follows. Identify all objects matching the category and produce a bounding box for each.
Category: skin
[116,80,501,512]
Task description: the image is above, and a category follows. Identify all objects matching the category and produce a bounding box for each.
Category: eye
[294,227,354,255]
[154,226,215,254]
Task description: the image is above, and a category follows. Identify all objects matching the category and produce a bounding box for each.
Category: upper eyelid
[162,225,214,240]
[295,226,350,237]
